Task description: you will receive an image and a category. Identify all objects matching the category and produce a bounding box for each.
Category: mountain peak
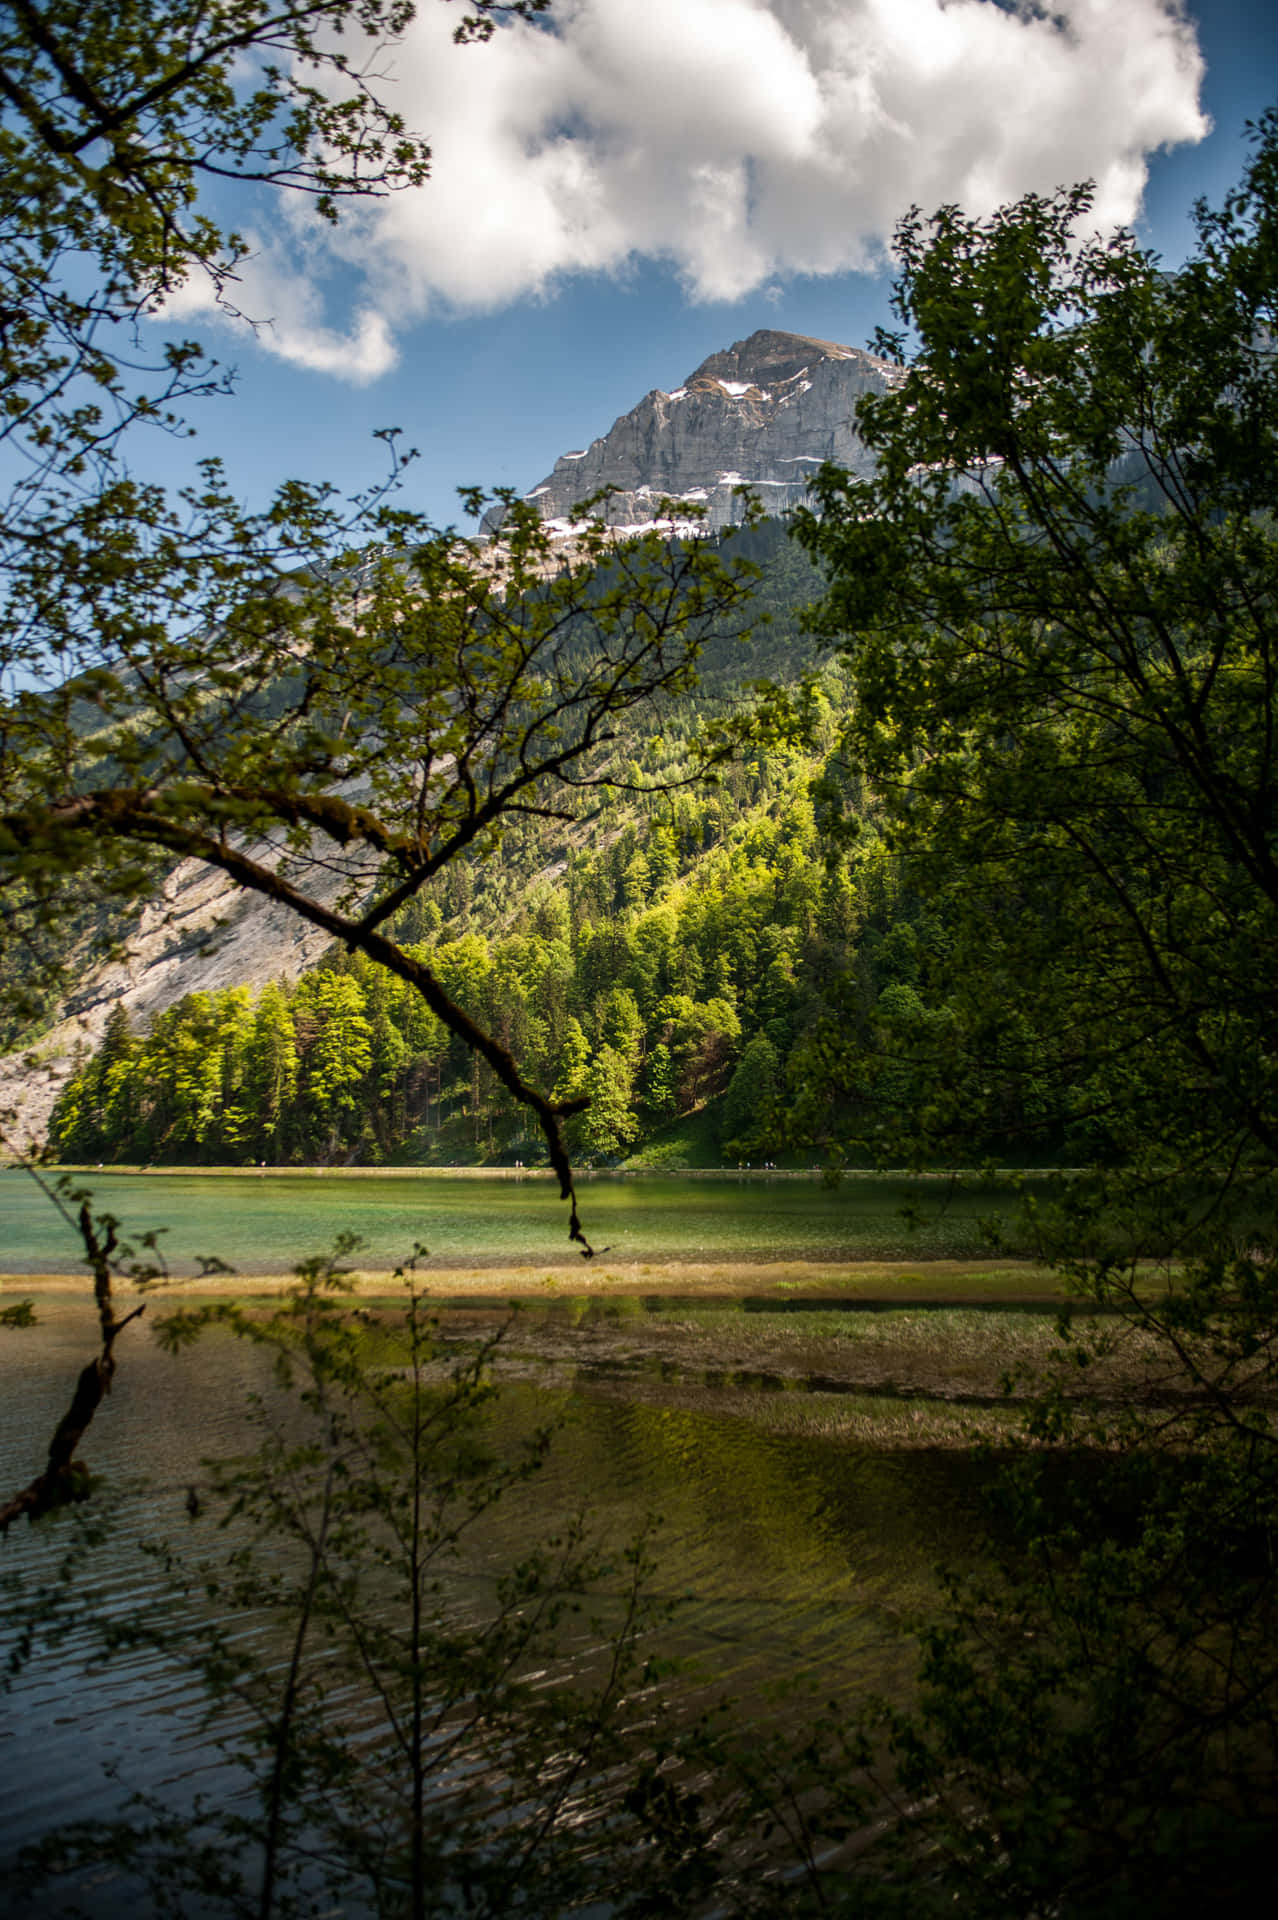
[503,328,899,536]
[688,328,859,390]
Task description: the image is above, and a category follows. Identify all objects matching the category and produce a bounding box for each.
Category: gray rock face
[509,328,902,534]
[0,831,378,1157]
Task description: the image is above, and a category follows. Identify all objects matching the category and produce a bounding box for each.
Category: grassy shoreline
[5,1261,1195,1454]
[0,1256,1060,1304]
[1,1260,1071,1454]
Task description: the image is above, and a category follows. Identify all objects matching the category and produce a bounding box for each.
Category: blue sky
[142,0,1276,530]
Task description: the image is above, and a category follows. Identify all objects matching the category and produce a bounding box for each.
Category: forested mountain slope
[0,515,800,1162]
[38,517,1062,1173]
[33,527,849,1167]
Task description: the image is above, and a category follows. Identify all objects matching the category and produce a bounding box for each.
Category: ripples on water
[1,1300,987,1914]
[0,1307,277,1913]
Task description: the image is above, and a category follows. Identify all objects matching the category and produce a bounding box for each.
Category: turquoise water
[0,1169,1013,1275]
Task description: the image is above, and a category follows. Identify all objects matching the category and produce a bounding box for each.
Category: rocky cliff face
[0,834,378,1156]
[509,328,901,534]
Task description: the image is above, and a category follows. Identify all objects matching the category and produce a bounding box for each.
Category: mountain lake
[1,1170,1062,1911]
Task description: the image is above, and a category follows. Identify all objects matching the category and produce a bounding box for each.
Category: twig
[0,1139,151,1532]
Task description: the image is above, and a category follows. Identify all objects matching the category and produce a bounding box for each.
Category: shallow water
[0,1168,1017,1274]
[0,1296,989,1913]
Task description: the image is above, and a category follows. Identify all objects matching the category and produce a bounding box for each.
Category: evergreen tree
[721,1033,781,1159]
[245,982,300,1160]
[641,1042,677,1128]
[579,1045,639,1161]
[298,975,373,1156]
[552,1019,592,1106]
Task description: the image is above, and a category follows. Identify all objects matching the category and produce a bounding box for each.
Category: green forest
[47,647,990,1171]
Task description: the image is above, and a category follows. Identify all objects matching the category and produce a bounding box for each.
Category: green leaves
[0,2,427,506]
[117,1263,691,1918]
[783,106,1278,1920]
[1,453,760,1223]
[796,111,1278,1220]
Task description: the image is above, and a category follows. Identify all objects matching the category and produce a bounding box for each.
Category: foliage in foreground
[787,110,1278,1916]
[2,1251,896,1919]
[798,110,1278,1248]
[5,1253,687,1917]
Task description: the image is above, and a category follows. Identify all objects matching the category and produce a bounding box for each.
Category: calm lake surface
[0,1168,1015,1273]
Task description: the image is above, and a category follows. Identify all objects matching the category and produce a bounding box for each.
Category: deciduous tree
[0,0,758,1535]
[794,110,1278,1912]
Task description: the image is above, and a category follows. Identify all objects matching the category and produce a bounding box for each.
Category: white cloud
[181,0,1208,377]
[161,232,399,383]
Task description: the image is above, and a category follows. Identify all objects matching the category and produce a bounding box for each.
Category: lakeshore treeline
[48,706,1059,1171]
[48,727,862,1166]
